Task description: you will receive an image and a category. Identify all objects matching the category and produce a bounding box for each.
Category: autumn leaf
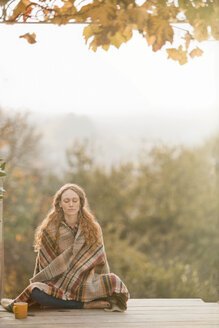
[108,32,127,49]
[89,39,98,52]
[79,0,116,25]
[166,45,188,65]
[147,16,174,51]
[84,24,123,51]
[19,32,36,44]
[145,34,156,46]
[102,43,110,51]
[84,25,110,51]
[83,25,102,43]
[189,47,203,58]
[157,4,179,20]
[126,7,149,31]
[122,25,133,42]
[9,0,32,21]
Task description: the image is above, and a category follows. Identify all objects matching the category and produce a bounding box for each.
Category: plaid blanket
[10,219,130,311]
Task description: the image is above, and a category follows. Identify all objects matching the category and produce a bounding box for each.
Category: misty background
[26,109,219,171]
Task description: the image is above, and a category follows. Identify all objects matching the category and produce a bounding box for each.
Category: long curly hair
[34,183,101,253]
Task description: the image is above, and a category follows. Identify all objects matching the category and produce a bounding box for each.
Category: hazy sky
[0,23,218,120]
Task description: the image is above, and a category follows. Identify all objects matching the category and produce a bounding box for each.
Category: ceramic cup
[13,302,28,319]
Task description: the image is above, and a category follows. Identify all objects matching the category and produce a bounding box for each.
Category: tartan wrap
[11,219,130,310]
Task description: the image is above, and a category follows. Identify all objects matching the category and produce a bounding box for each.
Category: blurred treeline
[0,109,218,301]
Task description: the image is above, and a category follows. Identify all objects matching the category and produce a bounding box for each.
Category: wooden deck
[0,299,219,328]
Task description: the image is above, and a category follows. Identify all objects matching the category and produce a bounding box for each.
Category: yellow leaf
[51,16,63,26]
[83,25,101,43]
[123,25,133,41]
[61,0,76,14]
[85,24,122,51]
[19,32,36,44]
[108,32,126,49]
[89,39,98,52]
[79,0,116,25]
[166,45,188,65]
[127,7,149,31]
[147,16,173,51]
[102,43,110,51]
[145,34,156,46]
[189,47,203,58]
[157,4,178,20]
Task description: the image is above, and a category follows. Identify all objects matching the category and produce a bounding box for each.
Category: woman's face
[59,189,80,217]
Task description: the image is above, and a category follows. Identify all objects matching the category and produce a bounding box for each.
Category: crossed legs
[31,288,110,309]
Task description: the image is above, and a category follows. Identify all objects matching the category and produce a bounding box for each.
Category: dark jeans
[31,287,84,309]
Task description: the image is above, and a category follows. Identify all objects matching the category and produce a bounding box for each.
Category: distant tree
[1,0,218,64]
[0,108,48,297]
[0,108,41,173]
[129,140,219,300]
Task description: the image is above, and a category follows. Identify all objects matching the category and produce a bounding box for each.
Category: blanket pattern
[10,219,130,311]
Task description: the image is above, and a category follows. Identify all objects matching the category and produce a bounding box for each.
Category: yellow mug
[13,302,28,319]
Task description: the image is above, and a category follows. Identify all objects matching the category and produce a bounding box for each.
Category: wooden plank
[1,304,218,314]
[0,299,218,328]
[1,303,218,314]
[1,313,219,322]
[1,324,219,328]
[0,321,218,328]
[1,306,219,316]
[127,299,204,305]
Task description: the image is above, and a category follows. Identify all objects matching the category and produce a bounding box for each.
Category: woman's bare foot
[84,300,111,309]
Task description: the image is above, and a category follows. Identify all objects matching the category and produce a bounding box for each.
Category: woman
[1,183,130,312]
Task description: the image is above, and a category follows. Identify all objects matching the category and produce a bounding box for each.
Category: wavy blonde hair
[34,183,101,253]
